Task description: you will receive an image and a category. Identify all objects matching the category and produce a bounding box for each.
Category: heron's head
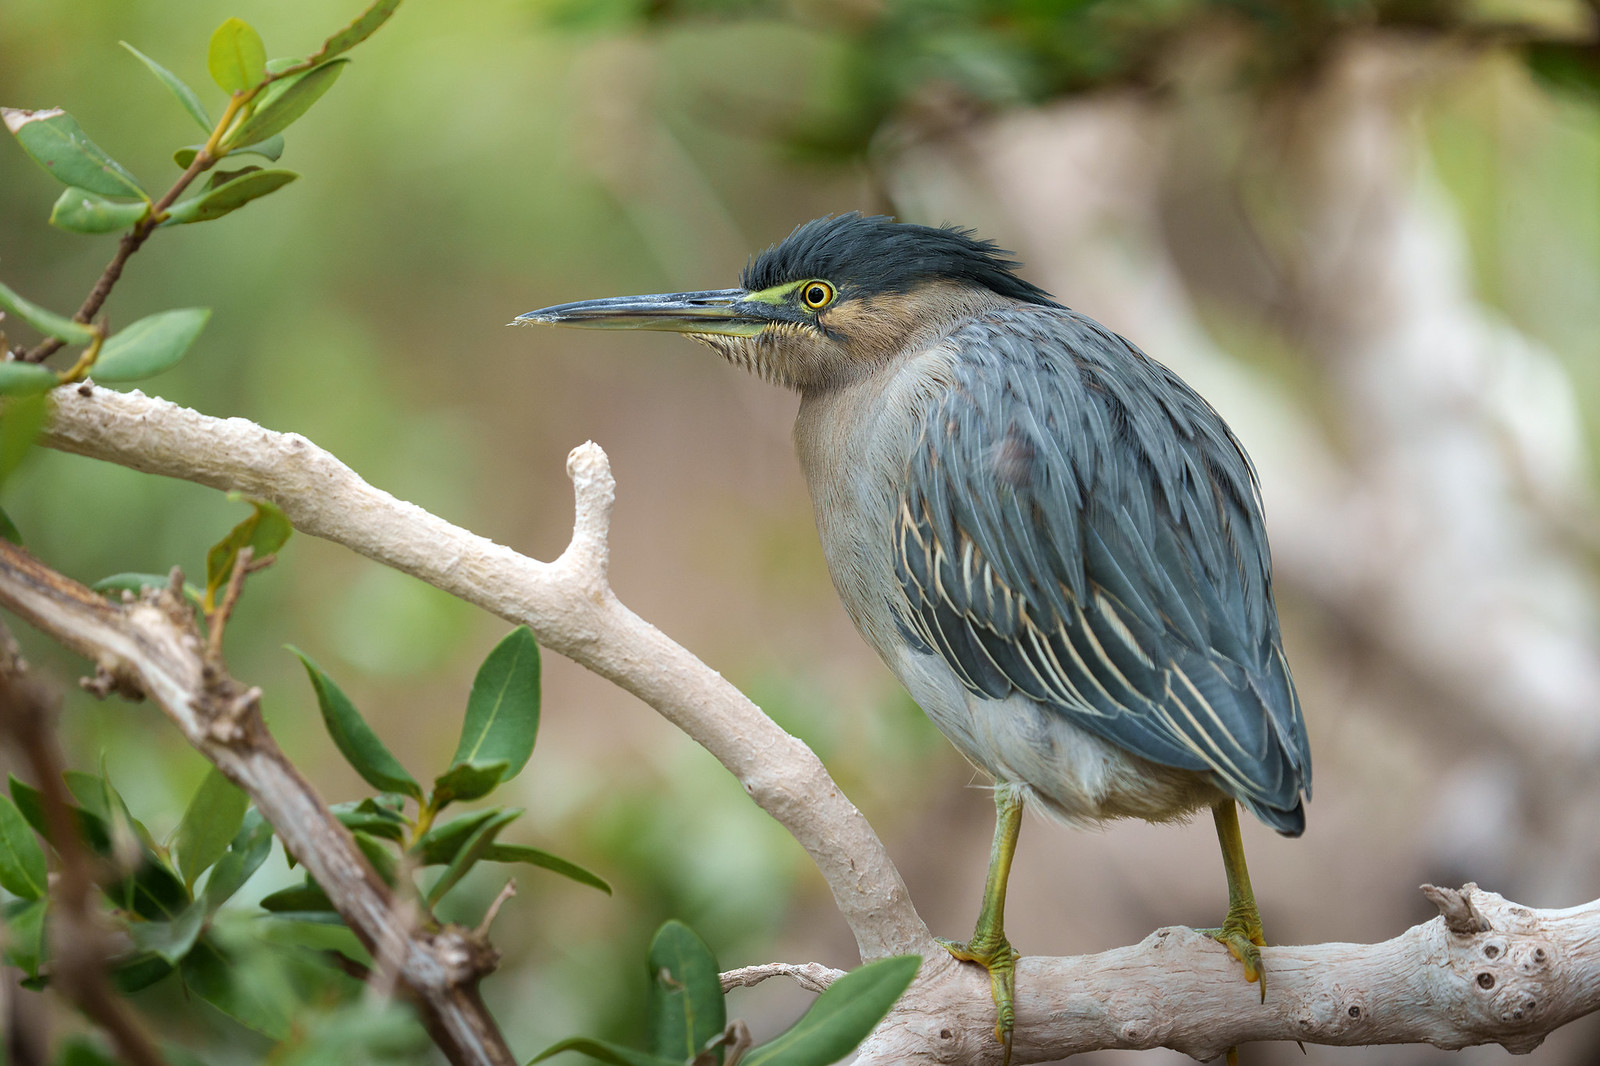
[516,213,1058,391]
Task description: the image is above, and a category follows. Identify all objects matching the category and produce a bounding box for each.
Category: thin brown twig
[475,881,516,938]
[205,545,252,659]
[0,648,169,1066]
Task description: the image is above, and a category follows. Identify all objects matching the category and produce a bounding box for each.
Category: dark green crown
[742,213,1058,306]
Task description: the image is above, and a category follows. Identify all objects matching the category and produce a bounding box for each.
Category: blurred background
[3,0,1599,1062]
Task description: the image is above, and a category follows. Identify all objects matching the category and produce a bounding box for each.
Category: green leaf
[741,955,921,1066]
[203,494,292,609]
[271,1004,428,1066]
[253,916,368,964]
[58,1037,119,1066]
[69,1037,151,1066]
[0,360,59,396]
[2,898,46,979]
[114,853,189,921]
[352,829,397,886]
[174,767,249,890]
[203,809,273,911]
[181,937,291,1039]
[62,770,111,821]
[0,392,51,489]
[205,164,263,191]
[316,0,403,63]
[114,954,174,993]
[173,134,282,169]
[412,807,505,865]
[289,648,421,799]
[331,798,407,844]
[1,107,146,200]
[0,793,47,899]
[0,507,19,546]
[528,1040,678,1066]
[92,307,210,383]
[425,807,516,906]
[1526,42,1600,101]
[94,761,158,851]
[91,572,204,605]
[161,1045,213,1066]
[49,186,149,235]
[162,169,298,225]
[208,17,268,94]
[481,843,610,894]
[15,773,188,921]
[243,133,286,159]
[227,60,347,147]
[57,1038,113,1066]
[10,774,110,852]
[132,866,191,921]
[431,759,508,807]
[0,279,95,344]
[259,877,336,914]
[128,901,205,964]
[121,42,212,131]
[647,920,725,1063]
[452,626,540,783]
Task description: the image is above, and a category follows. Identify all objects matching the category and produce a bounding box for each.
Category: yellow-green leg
[1201,800,1268,1001]
[939,786,1024,1064]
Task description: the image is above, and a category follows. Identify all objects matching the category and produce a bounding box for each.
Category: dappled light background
[3,0,1599,1062]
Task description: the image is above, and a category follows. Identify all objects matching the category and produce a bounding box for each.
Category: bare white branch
[859,885,1600,1063]
[41,384,930,962]
[31,385,1600,1062]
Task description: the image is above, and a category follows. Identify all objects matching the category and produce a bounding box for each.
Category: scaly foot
[938,933,1019,1063]
[1198,903,1267,1001]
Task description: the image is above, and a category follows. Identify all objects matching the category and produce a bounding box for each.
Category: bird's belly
[892,645,1224,826]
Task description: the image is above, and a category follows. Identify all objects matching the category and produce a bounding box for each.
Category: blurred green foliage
[545,0,1600,157]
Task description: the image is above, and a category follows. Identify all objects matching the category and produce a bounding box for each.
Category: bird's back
[817,304,1311,834]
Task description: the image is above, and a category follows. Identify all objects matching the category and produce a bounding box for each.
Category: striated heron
[517,213,1312,1059]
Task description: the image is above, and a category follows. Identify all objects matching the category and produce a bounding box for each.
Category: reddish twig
[205,544,252,660]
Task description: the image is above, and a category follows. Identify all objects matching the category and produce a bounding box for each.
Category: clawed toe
[1205,925,1265,1001]
[939,935,1019,1062]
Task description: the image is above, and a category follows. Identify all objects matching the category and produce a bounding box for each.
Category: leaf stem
[411,795,440,844]
[57,327,107,384]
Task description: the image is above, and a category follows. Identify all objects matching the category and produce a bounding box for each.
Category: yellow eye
[800,281,835,310]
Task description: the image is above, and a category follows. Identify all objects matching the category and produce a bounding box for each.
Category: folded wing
[893,309,1311,833]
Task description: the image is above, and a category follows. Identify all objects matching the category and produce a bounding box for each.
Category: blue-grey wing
[893,309,1311,833]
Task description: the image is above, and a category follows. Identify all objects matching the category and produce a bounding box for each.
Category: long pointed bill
[514,289,772,337]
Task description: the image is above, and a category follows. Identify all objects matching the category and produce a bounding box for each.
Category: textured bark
[859,885,1600,1063]
[0,543,513,1066]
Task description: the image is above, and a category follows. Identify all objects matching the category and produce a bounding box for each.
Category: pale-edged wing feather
[893,309,1311,833]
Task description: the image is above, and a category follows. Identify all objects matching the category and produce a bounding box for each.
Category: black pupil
[807,285,826,305]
